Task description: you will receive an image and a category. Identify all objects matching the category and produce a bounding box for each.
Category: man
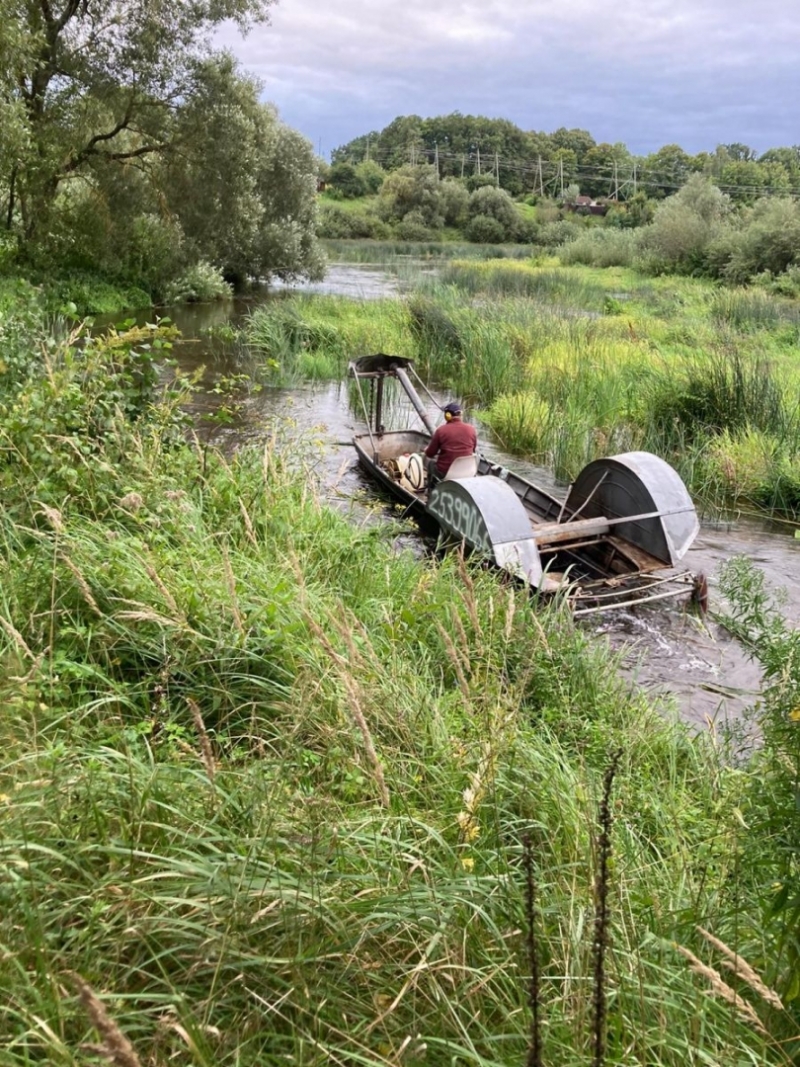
[424,401,477,483]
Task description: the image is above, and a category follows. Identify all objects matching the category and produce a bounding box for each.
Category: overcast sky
[219,0,798,159]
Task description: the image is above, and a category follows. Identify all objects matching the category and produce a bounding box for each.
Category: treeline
[0,0,324,306]
[332,114,800,203]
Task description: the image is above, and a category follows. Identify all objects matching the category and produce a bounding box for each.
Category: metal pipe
[352,374,378,460]
[375,374,384,433]
[393,366,437,435]
[571,584,693,616]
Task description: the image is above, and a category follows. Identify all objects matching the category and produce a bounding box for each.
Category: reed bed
[323,238,535,263]
[240,258,800,517]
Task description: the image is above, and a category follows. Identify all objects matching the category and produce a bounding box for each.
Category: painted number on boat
[428,486,491,554]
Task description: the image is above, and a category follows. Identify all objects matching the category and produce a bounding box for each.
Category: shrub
[533,220,582,250]
[317,205,391,240]
[640,175,732,274]
[378,164,444,227]
[559,228,639,268]
[465,214,506,244]
[397,210,439,242]
[754,266,800,299]
[467,185,519,240]
[710,198,800,283]
[163,261,233,304]
[355,160,386,194]
[439,178,469,227]
[327,161,369,199]
[0,319,185,513]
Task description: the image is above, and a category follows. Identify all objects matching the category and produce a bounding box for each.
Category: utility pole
[559,159,564,198]
[461,154,466,179]
[495,151,499,184]
[613,160,619,201]
[632,163,637,195]
[536,155,544,198]
[476,146,481,176]
[434,141,439,179]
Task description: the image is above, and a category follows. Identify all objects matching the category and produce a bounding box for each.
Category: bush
[467,185,519,240]
[559,228,639,268]
[708,198,800,283]
[327,162,368,199]
[355,160,386,195]
[378,165,445,228]
[163,261,233,304]
[640,175,732,274]
[754,265,800,299]
[317,205,391,240]
[534,220,582,250]
[465,214,506,244]
[439,178,469,227]
[397,210,438,242]
[0,318,184,513]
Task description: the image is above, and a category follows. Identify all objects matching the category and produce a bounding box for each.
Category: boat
[348,354,702,616]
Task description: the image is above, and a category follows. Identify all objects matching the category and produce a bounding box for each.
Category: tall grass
[710,288,800,332]
[0,429,792,1065]
[0,314,797,1064]
[324,238,534,263]
[437,260,607,310]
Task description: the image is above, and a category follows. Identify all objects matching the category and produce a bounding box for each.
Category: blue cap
[444,402,462,415]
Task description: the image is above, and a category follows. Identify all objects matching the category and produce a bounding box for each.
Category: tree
[550,128,596,164]
[378,165,444,228]
[162,56,324,286]
[467,186,519,241]
[355,160,386,195]
[1,0,275,240]
[642,144,695,198]
[328,162,368,199]
[642,174,731,273]
[580,142,632,200]
[438,179,469,227]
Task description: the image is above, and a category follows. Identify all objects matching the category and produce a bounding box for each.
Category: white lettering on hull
[428,487,491,555]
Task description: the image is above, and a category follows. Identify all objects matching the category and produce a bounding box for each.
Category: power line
[335,145,800,201]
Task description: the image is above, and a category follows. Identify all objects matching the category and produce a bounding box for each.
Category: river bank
[0,308,798,1064]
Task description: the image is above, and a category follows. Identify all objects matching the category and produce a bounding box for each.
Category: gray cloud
[218,0,799,155]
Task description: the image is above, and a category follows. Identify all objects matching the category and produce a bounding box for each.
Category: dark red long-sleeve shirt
[424,419,477,475]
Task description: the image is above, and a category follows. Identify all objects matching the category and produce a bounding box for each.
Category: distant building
[565,194,609,216]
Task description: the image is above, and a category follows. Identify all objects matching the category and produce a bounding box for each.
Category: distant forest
[332,114,800,203]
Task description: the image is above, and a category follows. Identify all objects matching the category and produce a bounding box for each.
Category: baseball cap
[443,402,462,415]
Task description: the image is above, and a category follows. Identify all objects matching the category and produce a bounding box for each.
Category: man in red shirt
[424,402,477,482]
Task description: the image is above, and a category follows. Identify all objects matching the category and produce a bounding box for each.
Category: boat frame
[349,354,701,616]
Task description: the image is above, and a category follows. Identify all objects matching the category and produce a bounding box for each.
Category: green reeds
[323,238,533,263]
[710,287,800,331]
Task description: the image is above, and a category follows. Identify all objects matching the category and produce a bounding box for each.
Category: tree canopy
[0,0,324,291]
[333,114,800,205]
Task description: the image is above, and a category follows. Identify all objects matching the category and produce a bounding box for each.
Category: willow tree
[0,0,324,287]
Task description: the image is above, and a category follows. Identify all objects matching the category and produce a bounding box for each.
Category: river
[104,262,799,736]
